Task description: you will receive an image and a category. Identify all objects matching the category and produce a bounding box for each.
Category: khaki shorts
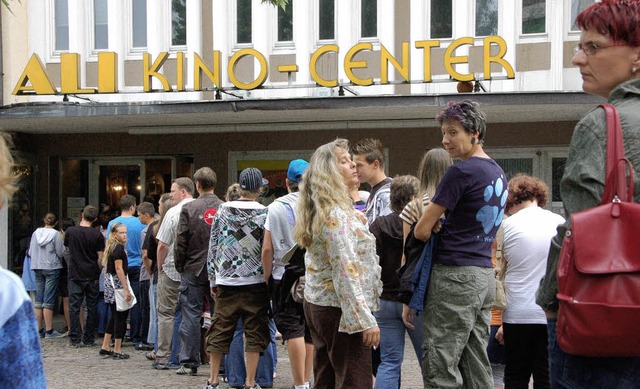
[205,283,271,354]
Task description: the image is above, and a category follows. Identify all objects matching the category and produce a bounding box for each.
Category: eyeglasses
[573,42,627,56]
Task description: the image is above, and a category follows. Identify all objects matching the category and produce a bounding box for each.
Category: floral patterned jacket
[304,206,382,334]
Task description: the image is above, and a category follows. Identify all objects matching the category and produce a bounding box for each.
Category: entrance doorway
[59,156,192,223]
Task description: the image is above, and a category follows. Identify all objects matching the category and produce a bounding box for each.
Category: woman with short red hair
[536,0,640,386]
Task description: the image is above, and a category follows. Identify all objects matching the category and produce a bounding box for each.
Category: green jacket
[536,79,640,312]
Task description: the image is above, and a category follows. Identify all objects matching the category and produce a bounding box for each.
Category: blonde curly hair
[0,133,16,208]
[294,138,355,248]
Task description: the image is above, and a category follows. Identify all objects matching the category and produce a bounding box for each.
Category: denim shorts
[34,269,61,309]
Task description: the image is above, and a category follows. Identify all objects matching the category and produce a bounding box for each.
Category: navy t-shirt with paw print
[431,157,507,268]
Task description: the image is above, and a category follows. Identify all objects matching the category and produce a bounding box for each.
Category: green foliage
[262,0,289,10]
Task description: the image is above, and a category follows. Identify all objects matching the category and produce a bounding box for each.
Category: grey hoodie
[28,227,64,270]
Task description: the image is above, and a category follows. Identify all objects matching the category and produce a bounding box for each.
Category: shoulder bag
[492,222,506,311]
[556,104,640,357]
[109,273,137,312]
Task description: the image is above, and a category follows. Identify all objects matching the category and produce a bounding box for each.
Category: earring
[633,66,638,74]
[471,137,476,145]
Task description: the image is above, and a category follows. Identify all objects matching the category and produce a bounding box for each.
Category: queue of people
[2,3,640,388]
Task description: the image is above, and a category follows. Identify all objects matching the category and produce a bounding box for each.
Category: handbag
[397,223,427,305]
[556,104,640,357]
[109,273,137,312]
[492,222,506,311]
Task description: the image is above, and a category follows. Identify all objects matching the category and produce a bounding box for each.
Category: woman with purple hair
[414,100,507,388]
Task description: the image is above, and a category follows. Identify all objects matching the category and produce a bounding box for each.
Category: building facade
[0,0,602,271]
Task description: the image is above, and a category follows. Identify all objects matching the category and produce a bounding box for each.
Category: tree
[262,0,289,10]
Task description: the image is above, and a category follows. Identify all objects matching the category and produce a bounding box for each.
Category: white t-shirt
[156,198,194,282]
[502,206,565,324]
[264,192,299,280]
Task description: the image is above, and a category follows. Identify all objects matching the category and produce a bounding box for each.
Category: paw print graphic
[476,176,508,234]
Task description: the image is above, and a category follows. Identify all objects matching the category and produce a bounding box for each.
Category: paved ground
[41,324,425,389]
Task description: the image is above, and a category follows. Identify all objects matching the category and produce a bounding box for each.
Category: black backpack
[396,223,426,304]
[273,245,306,322]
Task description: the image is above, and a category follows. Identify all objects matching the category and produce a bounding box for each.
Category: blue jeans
[68,279,100,345]
[97,292,111,335]
[373,299,424,389]
[487,324,505,388]
[34,269,61,309]
[170,303,182,366]
[179,271,209,368]
[148,281,158,346]
[225,318,277,387]
[547,318,640,389]
[127,266,142,343]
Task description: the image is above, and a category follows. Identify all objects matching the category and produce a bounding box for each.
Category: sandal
[99,348,113,356]
[145,351,156,360]
[112,352,130,360]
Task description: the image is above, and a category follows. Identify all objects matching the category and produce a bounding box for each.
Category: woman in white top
[499,174,564,388]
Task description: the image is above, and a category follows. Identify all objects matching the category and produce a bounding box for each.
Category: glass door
[88,159,145,212]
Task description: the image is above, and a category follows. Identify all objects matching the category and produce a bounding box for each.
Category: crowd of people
[1,1,639,388]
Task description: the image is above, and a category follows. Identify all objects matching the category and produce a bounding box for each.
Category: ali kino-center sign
[13,36,514,95]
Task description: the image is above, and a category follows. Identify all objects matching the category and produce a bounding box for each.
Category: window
[361,0,376,38]
[570,0,595,31]
[132,0,147,48]
[94,0,108,50]
[522,0,546,34]
[551,158,566,202]
[277,1,293,42]
[319,0,334,40]
[172,0,187,46]
[494,158,534,181]
[431,0,452,39]
[237,0,252,44]
[476,0,498,36]
[54,0,69,51]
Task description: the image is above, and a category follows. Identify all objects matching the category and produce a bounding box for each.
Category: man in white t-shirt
[262,159,312,389]
[153,177,195,370]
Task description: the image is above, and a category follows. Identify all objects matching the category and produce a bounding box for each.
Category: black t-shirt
[64,225,106,281]
[143,220,159,283]
[106,243,128,276]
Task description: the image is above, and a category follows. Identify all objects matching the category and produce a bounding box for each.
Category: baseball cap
[239,168,268,191]
[287,159,309,183]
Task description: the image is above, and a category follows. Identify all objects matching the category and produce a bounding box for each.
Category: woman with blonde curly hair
[294,138,382,388]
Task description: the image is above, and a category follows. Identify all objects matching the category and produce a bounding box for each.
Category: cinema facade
[0,0,601,271]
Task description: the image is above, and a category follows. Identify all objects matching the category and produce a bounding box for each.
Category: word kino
[13,36,514,95]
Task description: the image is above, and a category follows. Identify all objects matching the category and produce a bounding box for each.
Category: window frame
[273,0,295,50]
[92,0,109,52]
[563,0,596,39]
[169,0,187,51]
[517,0,549,43]
[485,146,568,212]
[473,0,500,38]
[314,0,337,46]
[48,0,70,60]
[232,0,253,49]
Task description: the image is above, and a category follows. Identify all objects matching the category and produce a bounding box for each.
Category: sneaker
[176,365,198,376]
[203,381,219,389]
[135,342,154,351]
[152,361,169,370]
[44,330,64,339]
